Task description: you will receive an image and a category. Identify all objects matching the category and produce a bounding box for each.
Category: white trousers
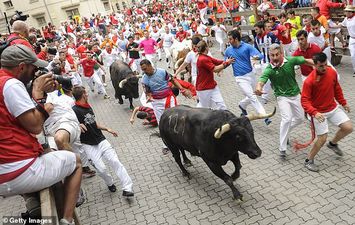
[277,95,304,151]
[199,7,208,24]
[254,63,272,102]
[235,72,266,114]
[0,151,76,197]
[129,58,141,73]
[163,47,172,68]
[145,53,157,68]
[196,86,227,110]
[323,46,332,64]
[349,37,355,73]
[83,71,107,95]
[82,140,133,192]
[151,96,176,124]
[216,37,225,53]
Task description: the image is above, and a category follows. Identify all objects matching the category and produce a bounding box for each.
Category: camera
[33,39,58,55]
[37,68,73,88]
[10,10,29,25]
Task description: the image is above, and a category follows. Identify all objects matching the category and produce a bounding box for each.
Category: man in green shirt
[255,43,314,158]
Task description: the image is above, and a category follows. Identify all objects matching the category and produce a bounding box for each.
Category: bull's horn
[174,58,185,70]
[247,107,277,121]
[214,124,231,139]
[119,78,128,88]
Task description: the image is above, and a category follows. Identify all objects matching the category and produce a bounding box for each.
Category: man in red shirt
[315,0,345,19]
[293,30,322,82]
[301,53,352,172]
[78,53,109,99]
[197,0,208,25]
[196,40,234,110]
[175,26,190,42]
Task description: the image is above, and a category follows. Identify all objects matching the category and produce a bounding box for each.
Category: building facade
[0,0,135,33]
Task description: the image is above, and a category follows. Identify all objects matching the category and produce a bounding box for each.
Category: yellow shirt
[287,16,302,39]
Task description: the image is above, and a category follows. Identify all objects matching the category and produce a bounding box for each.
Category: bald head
[12,21,29,37]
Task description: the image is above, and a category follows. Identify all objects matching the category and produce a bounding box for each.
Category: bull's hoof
[184,161,193,167]
[118,100,123,104]
[233,194,243,202]
[183,171,191,180]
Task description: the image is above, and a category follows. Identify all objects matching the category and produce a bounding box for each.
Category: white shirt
[1,78,36,173]
[341,16,355,38]
[100,49,119,67]
[44,91,78,128]
[184,51,198,78]
[308,28,327,49]
[150,30,161,41]
[211,25,226,40]
[161,33,175,47]
[197,24,207,35]
[4,78,34,118]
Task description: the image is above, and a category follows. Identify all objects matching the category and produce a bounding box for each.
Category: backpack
[0,36,22,60]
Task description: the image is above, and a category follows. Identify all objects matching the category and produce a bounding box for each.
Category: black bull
[110,60,140,110]
[159,105,276,200]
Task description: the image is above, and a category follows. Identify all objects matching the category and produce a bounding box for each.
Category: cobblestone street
[1,43,355,225]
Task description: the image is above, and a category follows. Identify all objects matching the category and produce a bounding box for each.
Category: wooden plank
[40,188,59,225]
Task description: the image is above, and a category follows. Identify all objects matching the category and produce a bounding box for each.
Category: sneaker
[59,218,75,225]
[264,118,272,125]
[76,188,86,207]
[327,142,343,156]
[122,190,134,197]
[108,184,117,192]
[162,147,169,155]
[104,94,110,99]
[103,83,107,87]
[239,105,248,116]
[82,166,96,178]
[304,159,319,172]
[279,151,286,159]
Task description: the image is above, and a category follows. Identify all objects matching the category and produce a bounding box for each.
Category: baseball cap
[1,44,48,68]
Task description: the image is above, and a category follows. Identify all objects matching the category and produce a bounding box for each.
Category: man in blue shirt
[224,29,271,125]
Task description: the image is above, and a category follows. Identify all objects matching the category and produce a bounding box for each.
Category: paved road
[1,43,355,225]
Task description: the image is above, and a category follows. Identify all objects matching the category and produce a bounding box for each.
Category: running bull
[159,105,276,200]
[110,60,141,110]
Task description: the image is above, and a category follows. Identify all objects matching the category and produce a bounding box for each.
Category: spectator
[0,44,82,225]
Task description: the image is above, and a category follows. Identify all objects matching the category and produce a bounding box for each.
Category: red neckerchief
[257,31,268,38]
[75,101,91,108]
[270,57,284,68]
[347,14,354,19]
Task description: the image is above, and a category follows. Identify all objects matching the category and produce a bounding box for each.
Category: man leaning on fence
[0,44,82,225]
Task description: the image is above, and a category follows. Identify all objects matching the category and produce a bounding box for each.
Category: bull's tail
[293,117,316,152]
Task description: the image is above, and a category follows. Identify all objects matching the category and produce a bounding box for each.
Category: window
[36,16,46,27]
[103,1,110,11]
[3,1,13,9]
[29,0,39,3]
[116,3,120,11]
[122,2,126,9]
[66,8,79,17]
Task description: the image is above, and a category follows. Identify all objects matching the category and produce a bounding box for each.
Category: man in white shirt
[211,22,227,55]
[308,20,331,62]
[160,26,175,68]
[341,5,355,75]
